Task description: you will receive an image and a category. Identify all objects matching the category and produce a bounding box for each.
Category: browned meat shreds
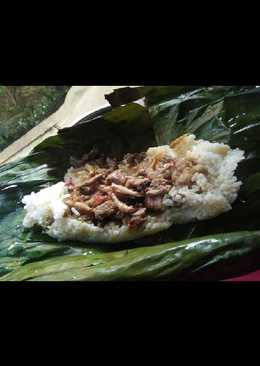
[99,185,113,194]
[111,193,136,214]
[94,201,116,220]
[111,183,143,198]
[132,207,146,216]
[106,170,127,185]
[76,173,103,188]
[126,177,150,191]
[88,193,108,208]
[65,148,203,229]
[146,187,169,196]
[66,200,93,216]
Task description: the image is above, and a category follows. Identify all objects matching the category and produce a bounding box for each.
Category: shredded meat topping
[88,193,108,208]
[111,183,143,198]
[94,200,116,220]
[111,193,136,214]
[106,170,126,185]
[126,177,150,191]
[75,173,103,188]
[64,147,207,229]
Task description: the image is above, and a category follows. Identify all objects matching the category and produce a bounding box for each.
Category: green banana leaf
[1,86,260,281]
[2,231,260,281]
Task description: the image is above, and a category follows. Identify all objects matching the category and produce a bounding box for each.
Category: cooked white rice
[22,134,245,243]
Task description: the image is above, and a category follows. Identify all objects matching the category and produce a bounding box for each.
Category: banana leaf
[1,86,260,281]
[2,231,260,281]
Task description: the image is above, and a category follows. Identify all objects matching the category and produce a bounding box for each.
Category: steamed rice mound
[22,134,245,244]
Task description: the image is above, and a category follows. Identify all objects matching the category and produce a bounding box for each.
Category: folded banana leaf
[1,86,260,281]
